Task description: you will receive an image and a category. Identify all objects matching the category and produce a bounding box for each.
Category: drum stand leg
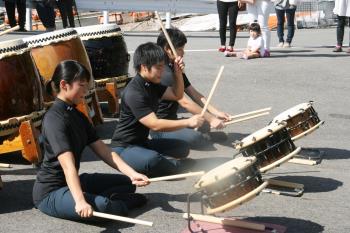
[91,91,104,125]
[0,120,42,164]
[288,148,324,165]
[97,82,120,117]
[0,175,3,189]
[263,178,304,197]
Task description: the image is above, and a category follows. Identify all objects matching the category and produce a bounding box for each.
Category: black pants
[217,0,239,46]
[4,0,26,30]
[336,15,350,46]
[35,1,56,29]
[56,0,75,28]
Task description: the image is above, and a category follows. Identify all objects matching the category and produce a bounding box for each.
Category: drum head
[24,28,78,48]
[194,156,257,189]
[273,102,312,122]
[75,24,122,40]
[235,122,286,149]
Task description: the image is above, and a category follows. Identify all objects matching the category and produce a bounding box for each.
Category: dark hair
[157,28,187,50]
[133,42,165,73]
[46,60,91,96]
[249,23,262,35]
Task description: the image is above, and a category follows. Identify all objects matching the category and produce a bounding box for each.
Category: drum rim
[273,102,313,121]
[24,28,78,47]
[235,122,286,149]
[194,156,257,189]
[75,24,123,40]
[0,38,29,59]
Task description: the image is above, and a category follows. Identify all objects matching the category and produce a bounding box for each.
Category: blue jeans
[275,8,296,43]
[112,138,190,177]
[150,128,209,150]
[37,173,135,221]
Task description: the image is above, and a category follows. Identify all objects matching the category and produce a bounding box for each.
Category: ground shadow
[0,179,35,214]
[0,151,32,165]
[244,216,324,233]
[270,53,349,58]
[215,132,250,149]
[263,175,343,193]
[273,49,315,53]
[96,119,118,140]
[311,147,350,160]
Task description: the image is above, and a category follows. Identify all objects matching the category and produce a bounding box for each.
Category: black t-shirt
[156,64,191,120]
[112,74,167,147]
[32,98,99,206]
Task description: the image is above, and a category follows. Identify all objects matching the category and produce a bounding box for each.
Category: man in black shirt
[150,28,230,149]
[111,42,204,177]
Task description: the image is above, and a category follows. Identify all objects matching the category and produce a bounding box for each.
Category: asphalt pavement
[0,27,349,233]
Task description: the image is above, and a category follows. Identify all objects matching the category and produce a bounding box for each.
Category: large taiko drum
[24,28,94,91]
[75,24,130,89]
[194,156,268,214]
[235,122,301,173]
[271,102,324,141]
[0,39,44,146]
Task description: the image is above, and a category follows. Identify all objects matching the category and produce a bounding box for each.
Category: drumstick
[154,11,178,58]
[0,163,12,168]
[93,211,153,226]
[223,112,270,127]
[149,171,205,182]
[183,213,265,231]
[229,107,271,120]
[0,25,20,36]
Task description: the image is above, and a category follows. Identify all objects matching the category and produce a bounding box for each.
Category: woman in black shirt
[33,60,149,221]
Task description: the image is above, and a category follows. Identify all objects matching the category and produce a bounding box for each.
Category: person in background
[246,0,274,56]
[217,0,240,52]
[225,22,264,59]
[32,0,56,31]
[333,0,350,52]
[4,0,26,31]
[274,0,298,48]
[56,0,75,28]
[33,60,149,222]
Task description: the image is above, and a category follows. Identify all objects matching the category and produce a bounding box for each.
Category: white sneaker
[283,42,291,48]
[278,42,284,48]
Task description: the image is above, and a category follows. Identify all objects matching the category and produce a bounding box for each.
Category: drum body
[236,123,297,171]
[76,24,130,80]
[194,157,264,214]
[272,102,323,140]
[25,28,94,90]
[0,39,43,143]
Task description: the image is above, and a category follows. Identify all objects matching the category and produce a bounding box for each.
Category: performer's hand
[238,0,243,8]
[130,173,150,187]
[216,111,231,121]
[75,200,93,218]
[174,56,185,73]
[188,115,205,128]
[210,118,225,129]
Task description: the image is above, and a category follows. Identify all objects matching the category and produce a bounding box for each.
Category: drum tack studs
[214,175,219,181]
[268,129,273,133]
[252,137,256,142]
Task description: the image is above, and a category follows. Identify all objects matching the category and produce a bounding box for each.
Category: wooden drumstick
[183,213,265,231]
[229,107,271,120]
[149,171,205,182]
[93,211,153,226]
[154,11,178,58]
[200,66,224,117]
[223,112,270,127]
[0,25,20,36]
[0,163,12,168]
